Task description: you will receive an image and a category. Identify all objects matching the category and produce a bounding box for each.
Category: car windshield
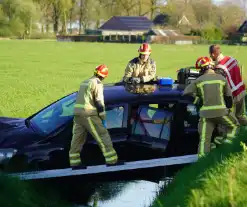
[29,92,77,135]
[29,92,126,136]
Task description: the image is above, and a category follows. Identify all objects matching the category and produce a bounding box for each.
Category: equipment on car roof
[158,77,174,86]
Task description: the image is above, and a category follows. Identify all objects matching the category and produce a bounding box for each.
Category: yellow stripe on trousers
[87,117,117,162]
[200,118,206,156]
[222,116,237,138]
[87,117,116,160]
[87,117,107,154]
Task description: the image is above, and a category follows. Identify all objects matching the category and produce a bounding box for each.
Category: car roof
[103,83,187,105]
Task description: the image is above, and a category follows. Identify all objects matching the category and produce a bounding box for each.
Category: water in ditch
[75,178,173,207]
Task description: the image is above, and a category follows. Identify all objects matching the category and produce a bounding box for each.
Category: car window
[106,106,124,129]
[184,104,198,128]
[131,105,173,140]
[30,93,77,135]
[29,93,125,135]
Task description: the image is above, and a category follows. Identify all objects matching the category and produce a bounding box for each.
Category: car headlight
[0,148,18,164]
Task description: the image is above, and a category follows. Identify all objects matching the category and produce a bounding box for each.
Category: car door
[167,99,199,156]
[86,103,129,144]
[128,103,174,150]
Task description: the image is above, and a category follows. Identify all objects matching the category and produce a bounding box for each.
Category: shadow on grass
[151,127,247,207]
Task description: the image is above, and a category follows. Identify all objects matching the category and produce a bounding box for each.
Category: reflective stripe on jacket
[74,76,106,119]
[215,54,245,101]
[183,72,233,118]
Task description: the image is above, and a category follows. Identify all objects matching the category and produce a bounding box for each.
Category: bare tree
[218,1,246,33]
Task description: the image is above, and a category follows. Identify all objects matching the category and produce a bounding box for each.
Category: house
[236,20,247,43]
[178,14,191,26]
[228,20,247,44]
[98,16,153,36]
[238,20,247,33]
[146,29,181,37]
[145,28,200,44]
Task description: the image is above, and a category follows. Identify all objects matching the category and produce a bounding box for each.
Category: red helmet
[95,64,108,78]
[195,56,214,69]
[138,43,151,55]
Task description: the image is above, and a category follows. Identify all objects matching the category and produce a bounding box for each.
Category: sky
[213,0,224,4]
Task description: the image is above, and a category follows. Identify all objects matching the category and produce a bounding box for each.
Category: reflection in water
[85,179,172,207]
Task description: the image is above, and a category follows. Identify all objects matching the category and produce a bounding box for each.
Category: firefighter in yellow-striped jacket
[183,57,240,158]
[69,64,119,169]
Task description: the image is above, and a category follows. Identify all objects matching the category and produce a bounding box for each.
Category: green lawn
[1,40,247,118]
[151,128,247,207]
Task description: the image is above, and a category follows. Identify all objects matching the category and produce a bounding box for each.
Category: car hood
[0,117,39,148]
[0,117,26,130]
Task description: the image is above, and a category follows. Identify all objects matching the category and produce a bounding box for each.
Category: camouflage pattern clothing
[69,76,118,167]
[123,57,156,83]
[183,71,240,157]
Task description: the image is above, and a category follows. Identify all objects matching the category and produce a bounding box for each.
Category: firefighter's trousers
[69,115,118,167]
[198,113,239,157]
[234,97,247,126]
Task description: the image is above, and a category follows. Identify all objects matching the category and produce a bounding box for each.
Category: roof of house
[99,16,153,31]
[147,29,182,36]
[178,15,191,26]
[238,20,247,33]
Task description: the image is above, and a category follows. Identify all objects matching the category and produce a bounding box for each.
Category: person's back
[74,76,104,117]
[69,65,120,169]
[194,72,229,118]
[209,44,247,126]
[183,56,239,158]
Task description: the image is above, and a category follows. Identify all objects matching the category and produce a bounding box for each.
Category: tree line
[0,0,246,39]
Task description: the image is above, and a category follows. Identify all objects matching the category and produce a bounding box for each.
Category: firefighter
[69,64,120,169]
[209,44,247,126]
[122,43,156,84]
[183,57,240,158]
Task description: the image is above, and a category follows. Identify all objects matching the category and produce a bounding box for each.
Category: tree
[78,0,93,33]
[190,0,217,27]
[34,0,53,33]
[0,0,40,37]
[18,0,40,37]
[153,13,170,26]
[49,0,73,34]
[226,0,247,17]
[60,0,73,34]
[217,1,246,34]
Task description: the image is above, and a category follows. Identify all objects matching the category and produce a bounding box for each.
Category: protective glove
[130,77,141,84]
[102,120,107,128]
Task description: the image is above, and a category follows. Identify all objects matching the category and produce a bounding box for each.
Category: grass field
[1,40,247,118]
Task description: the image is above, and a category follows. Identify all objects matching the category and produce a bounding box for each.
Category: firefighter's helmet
[95,64,109,78]
[138,43,152,55]
[195,56,215,69]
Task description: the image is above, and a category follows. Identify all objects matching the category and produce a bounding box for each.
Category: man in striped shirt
[209,44,247,126]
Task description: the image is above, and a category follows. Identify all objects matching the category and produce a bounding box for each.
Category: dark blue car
[0,74,201,173]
